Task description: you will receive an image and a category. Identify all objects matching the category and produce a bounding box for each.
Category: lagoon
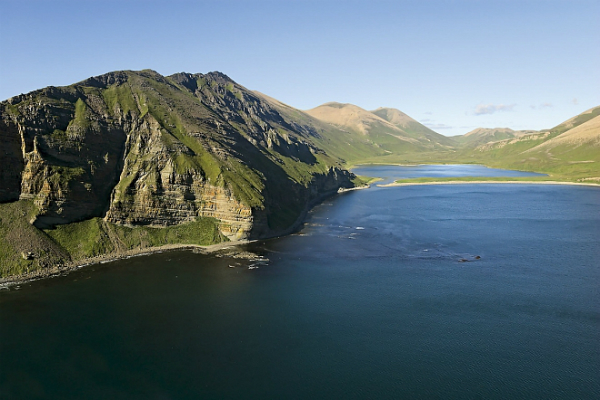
[1,165,598,399]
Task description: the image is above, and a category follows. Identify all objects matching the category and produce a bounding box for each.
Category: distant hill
[305,102,453,154]
[371,107,455,147]
[531,110,600,150]
[454,127,537,147]
[460,106,600,180]
[251,95,390,164]
[0,68,598,281]
[549,105,600,135]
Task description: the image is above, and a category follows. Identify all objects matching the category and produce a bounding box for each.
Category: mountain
[251,95,395,164]
[305,102,454,155]
[371,107,455,147]
[454,127,536,147]
[460,106,600,180]
[530,109,600,149]
[1,69,598,281]
[0,70,357,278]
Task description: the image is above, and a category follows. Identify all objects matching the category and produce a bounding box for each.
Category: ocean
[1,165,598,399]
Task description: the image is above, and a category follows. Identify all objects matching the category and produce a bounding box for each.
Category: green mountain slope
[304,102,454,159]
[455,106,600,181]
[453,127,537,147]
[371,107,455,147]
[252,94,394,164]
[1,69,598,281]
[0,70,356,279]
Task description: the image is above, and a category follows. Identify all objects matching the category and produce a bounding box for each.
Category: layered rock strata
[0,70,355,243]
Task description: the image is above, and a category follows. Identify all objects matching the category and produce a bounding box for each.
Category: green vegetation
[351,175,381,187]
[0,201,67,278]
[2,69,598,282]
[551,106,600,134]
[102,84,139,115]
[221,159,265,208]
[5,103,21,117]
[45,217,226,260]
[71,98,91,129]
[0,199,226,279]
[48,166,86,187]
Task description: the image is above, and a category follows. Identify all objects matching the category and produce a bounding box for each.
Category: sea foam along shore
[0,240,254,290]
[378,180,600,188]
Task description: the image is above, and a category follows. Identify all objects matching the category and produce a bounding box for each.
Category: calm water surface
[1,165,598,399]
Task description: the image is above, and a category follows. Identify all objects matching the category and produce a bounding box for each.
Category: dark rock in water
[475,255,481,260]
[459,258,469,262]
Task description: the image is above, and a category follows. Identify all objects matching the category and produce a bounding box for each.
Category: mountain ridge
[304,102,453,154]
[0,69,357,279]
[1,69,598,282]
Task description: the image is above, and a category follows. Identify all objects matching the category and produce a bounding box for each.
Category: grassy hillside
[444,106,600,182]
[0,70,358,280]
[453,127,537,147]
[1,70,598,282]
[0,201,68,277]
[304,102,453,155]
[0,200,226,279]
[371,107,455,147]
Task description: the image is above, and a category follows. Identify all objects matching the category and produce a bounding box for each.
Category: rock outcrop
[0,70,356,246]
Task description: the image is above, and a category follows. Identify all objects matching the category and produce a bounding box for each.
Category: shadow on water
[1,165,598,400]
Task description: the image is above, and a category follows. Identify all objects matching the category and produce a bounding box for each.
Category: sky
[1,0,598,136]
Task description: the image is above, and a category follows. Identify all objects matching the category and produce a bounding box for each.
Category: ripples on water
[1,166,598,399]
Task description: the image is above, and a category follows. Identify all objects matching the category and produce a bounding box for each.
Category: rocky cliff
[0,70,356,278]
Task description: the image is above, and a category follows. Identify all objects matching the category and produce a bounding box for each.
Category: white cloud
[473,103,515,115]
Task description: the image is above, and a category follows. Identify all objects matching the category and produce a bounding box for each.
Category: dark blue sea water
[1,165,598,399]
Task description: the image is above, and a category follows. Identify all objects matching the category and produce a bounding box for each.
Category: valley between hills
[1,69,598,282]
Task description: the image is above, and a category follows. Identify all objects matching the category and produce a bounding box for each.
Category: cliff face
[0,70,355,248]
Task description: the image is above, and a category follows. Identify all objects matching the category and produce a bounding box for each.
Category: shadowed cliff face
[0,70,355,241]
[0,115,24,202]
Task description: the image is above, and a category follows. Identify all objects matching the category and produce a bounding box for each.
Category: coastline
[4,176,598,289]
[337,184,372,193]
[0,240,254,289]
[0,182,366,289]
[379,180,600,188]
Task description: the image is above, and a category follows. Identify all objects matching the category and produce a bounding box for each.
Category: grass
[101,84,139,116]
[48,165,86,187]
[352,175,381,186]
[72,98,91,129]
[5,103,21,117]
[551,106,600,134]
[0,199,228,279]
[45,217,226,260]
[0,201,68,278]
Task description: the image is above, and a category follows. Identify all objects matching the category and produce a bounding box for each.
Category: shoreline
[3,176,598,289]
[337,183,372,193]
[0,183,359,289]
[379,180,600,188]
[0,240,255,290]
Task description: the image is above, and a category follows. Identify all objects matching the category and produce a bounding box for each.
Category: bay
[1,165,598,399]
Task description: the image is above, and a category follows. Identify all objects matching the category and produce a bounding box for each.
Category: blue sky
[1,0,598,136]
